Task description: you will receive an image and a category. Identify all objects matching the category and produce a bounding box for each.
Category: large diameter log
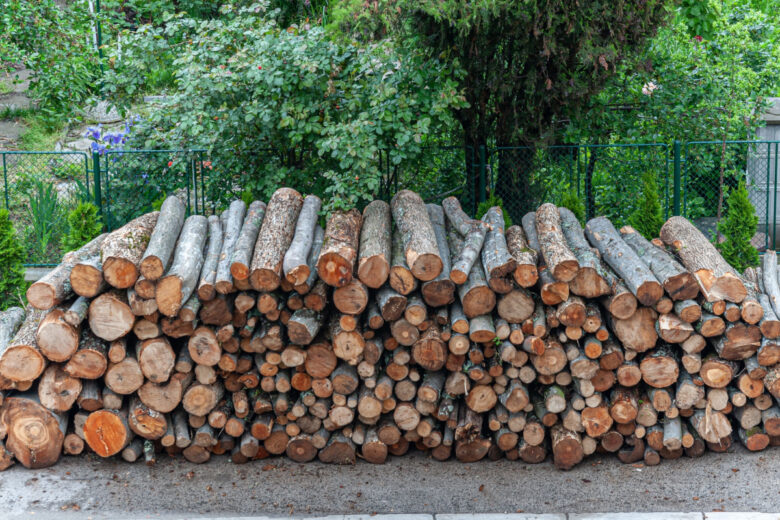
[639,346,679,388]
[88,290,135,341]
[35,308,79,362]
[138,372,192,413]
[558,207,610,298]
[250,188,304,291]
[101,211,159,289]
[317,209,362,287]
[505,225,538,287]
[38,364,81,412]
[156,215,208,317]
[481,206,516,289]
[620,225,699,301]
[284,195,322,285]
[0,307,48,382]
[84,408,132,457]
[391,190,443,281]
[182,382,224,416]
[27,233,107,309]
[70,256,107,298]
[63,329,107,379]
[660,216,747,303]
[585,216,662,306]
[2,392,67,468]
[610,307,658,353]
[551,424,584,470]
[214,200,248,291]
[422,204,455,306]
[197,215,224,301]
[356,200,391,289]
[535,204,579,282]
[139,195,186,281]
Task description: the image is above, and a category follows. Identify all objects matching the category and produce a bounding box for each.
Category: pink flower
[167,161,173,167]
[694,35,703,42]
[642,81,658,96]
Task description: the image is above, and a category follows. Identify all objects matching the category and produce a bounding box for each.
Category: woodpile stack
[1,189,778,471]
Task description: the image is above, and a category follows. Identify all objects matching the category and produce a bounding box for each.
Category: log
[640,345,679,388]
[0,307,48,382]
[610,307,658,353]
[619,225,699,301]
[280,195,322,286]
[333,279,369,315]
[101,212,159,289]
[27,233,107,309]
[559,207,610,297]
[655,313,694,344]
[422,204,455,306]
[196,215,224,301]
[182,382,224,417]
[156,215,208,317]
[294,225,324,294]
[84,408,132,457]
[481,206,516,291]
[138,372,192,413]
[522,212,569,305]
[505,225,538,288]
[2,392,67,468]
[140,195,186,281]
[316,209,362,288]
[104,344,144,395]
[551,424,583,470]
[128,397,168,440]
[88,290,135,341]
[356,200,391,289]
[448,227,495,319]
[287,309,323,345]
[585,216,662,306]
[38,364,81,412]
[391,190,443,281]
[214,200,248,292]
[138,336,175,383]
[36,308,80,362]
[660,216,746,303]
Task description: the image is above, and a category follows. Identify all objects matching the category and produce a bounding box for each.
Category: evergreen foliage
[0,209,27,310]
[717,181,759,272]
[628,170,665,239]
[61,203,103,252]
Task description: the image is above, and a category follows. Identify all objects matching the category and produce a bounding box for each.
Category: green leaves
[0,209,26,310]
[717,180,759,272]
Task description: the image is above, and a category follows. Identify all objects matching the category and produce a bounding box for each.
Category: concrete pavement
[1,448,778,518]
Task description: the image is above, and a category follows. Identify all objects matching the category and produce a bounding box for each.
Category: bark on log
[660,216,747,303]
[586,216,662,306]
[197,215,224,301]
[505,224,538,288]
[316,209,362,288]
[522,212,569,305]
[284,195,322,286]
[101,212,159,289]
[38,364,81,412]
[215,200,248,291]
[535,204,579,282]
[140,195,186,281]
[558,207,610,298]
[481,206,516,291]
[28,233,107,309]
[355,200,391,289]
[63,329,107,379]
[156,215,208,318]
[391,190,443,281]
[250,189,304,291]
[0,307,48,382]
[422,204,456,306]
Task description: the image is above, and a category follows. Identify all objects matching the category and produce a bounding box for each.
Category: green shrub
[0,210,27,310]
[628,171,665,239]
[476,193,512,229]
[26,177,62,262]
[61,203,103,252]
[717,181,759,272]
[557,187,586,225]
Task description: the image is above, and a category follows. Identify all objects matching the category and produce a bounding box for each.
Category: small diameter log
[620,225,699,301]
[318,432,356,464]
[70,254,107,298]
[287,309,323,345]
[250,188,304,291]
[101,211,160,289]
[690,408,732,444]
[505,224,538,288]
[422,204,455,306]
[481,206,516,290]
[356,200,391,289]
[84,408,132,457]
[640,345,679,388]
[284,195,323,285]
[448,228,496,319]
[0,307,48,382]
[316,209,362,288]
[36,308,80,362]
[535,204,579,282]
[295,225,324,294]
[655,313,694,344]
[559,207,610,298]
[660,216,746,303]
[522,212,568,305]
[674,300,701,323]
[137,372,192,413]
[215,200,248,291]
[128,397,168,440]
[140,195,186,281]
[104,344,144,395]
[138,336,175,383]
[156,215,208,317]
[333,279,369,315]
[182,382,224,417]
[758,293,780,338]
[449,218,488,286]
[27,233,107,309]
[2,392,67,468]
[391,190,443,281]
[88,290,134,341]
[585,216,662,306]
[197,215,224,301]
[38,364,81,412]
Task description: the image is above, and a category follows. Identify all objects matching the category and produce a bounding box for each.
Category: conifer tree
[0,209,26,309]
[628,170,665,239]
[717,181,759,272]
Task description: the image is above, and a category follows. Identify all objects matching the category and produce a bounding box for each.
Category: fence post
[478,145,487,205]
[673,140,681,216]
[92,151,103,223]
[2,153,8,210]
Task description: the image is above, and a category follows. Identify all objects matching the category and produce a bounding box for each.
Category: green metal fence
[3,140,780,266]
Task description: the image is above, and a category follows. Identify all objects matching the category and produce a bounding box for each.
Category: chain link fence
[3,140,779,266]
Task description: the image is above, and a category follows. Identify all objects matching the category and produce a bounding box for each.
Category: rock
[83,101,122,124]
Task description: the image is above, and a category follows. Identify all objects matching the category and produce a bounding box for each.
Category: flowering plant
[85,116,142,155]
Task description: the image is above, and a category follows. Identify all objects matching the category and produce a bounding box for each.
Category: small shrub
[717,181,759,272]
[0,209,26,310]
[26,177,61,261]
[557,187,586,225]
[61,202,103,252]
[476,193,512,228]
[628,170,665,239]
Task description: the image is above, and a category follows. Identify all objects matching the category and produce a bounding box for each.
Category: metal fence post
[92,151,103,223]
[673,140,681,216]
[2,153,8,210]
[478,145,487,205]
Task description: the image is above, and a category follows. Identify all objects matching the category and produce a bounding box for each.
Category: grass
[0,80,12,95]
[18,115,66,151]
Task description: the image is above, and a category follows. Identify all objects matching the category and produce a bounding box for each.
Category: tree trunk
[140,195,186,281]
[250,188,304,291]
[2,392,67,468]
[156,215,208,317]
[101,212,159,289]
[391,190,443,281]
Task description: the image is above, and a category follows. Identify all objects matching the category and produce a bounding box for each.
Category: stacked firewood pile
[1,187,778,471]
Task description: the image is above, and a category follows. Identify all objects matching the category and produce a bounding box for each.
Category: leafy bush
[0,210,27,310]
[61,203,103,251]
[717,181,759,272]
[558,188,586,226]
[476,194,511,228]
[628,170,665,239]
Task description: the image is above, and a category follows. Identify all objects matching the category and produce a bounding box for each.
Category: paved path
[0,448,778,519]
